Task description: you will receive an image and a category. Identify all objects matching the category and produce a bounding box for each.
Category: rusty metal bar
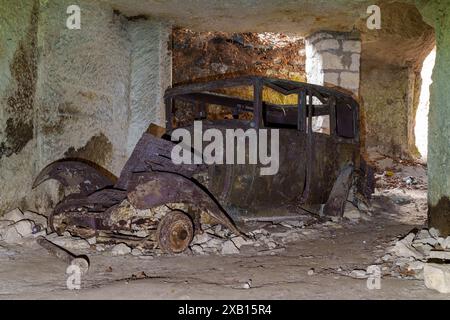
[37,236,89,275]
[329,96,337,136]
[253,79,263,128]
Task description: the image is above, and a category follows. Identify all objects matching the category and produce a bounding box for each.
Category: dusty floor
[0,161,448,300]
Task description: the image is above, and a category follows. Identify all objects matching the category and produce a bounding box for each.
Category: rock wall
[357,2,434,159]
[0,0,171,215]
[172,29,305,85]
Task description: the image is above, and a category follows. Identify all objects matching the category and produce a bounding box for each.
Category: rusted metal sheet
[33,160,114,195]
[116,133,206,190]
[323,163,354,217]
[127,171,242,236]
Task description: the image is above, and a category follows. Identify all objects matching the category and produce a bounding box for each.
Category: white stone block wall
[305,31,361,96]
[305,31,361,133]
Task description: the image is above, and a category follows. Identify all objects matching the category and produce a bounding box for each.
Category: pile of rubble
[381,228,450,293]
[0,209,47,244]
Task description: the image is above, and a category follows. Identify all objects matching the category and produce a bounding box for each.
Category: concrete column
[417,1,450,235]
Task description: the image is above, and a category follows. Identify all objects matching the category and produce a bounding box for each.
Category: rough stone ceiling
[104,0,433,67]
[103,0,417,34]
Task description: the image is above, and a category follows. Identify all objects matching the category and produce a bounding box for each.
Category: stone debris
[0,208,49,244]
[23,211,48,230]
[423,263,450,293]
[13,220,35,237]
[428,250,450,260]
[112,243,132,256]
[230,236,254,249]
[45,233,91,250]
[131,248,144,256]
[221,240,239,255]
[349,269,368,279]
[381,228,450,290]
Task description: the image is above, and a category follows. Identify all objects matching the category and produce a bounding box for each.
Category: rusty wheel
[156,210,194,253]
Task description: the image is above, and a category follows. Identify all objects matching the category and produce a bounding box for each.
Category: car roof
[164,76,358,103]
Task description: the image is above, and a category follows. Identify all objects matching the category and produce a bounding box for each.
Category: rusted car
[33,76,373,253]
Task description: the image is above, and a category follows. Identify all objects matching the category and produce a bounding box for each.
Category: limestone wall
[0,0,171,215]
[417,0,450,235]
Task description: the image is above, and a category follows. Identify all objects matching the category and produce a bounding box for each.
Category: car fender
[33,160,115,195]
[126,171,243,236]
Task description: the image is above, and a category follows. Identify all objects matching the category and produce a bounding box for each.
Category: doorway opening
[414,48,436,162]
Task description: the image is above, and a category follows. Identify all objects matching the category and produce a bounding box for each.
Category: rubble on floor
[379,227,450,293]
[1,206,368,259]
[0,208,47,244]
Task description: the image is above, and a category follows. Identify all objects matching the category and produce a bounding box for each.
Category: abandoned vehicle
[33,76,373,254]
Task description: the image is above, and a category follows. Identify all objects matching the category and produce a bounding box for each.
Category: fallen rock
[3,226,22,244]
[349,269,367,279]
[204,238,224,249]
[441,237,450,250]
[192,233,209,245]
[231,236,254,249]
[266,241,277,249]
[429,227,440,239]
[428,250,450,260]
[424,263,450,293]
[23,211,48,229]
[112,243,132,256]
[221,240,239,255]
[131,248,143,256]
[390,233,424,260]
[13,220,35,237]
[0,221,13,239]
[191,244,205,255]
[96,244,106,252]
[2,208,25,223]
[414,237,438,246]
[86,237,96,245]
[46,233,91,250]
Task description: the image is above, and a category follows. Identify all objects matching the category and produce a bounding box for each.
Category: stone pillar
[417,1,450,235]
[305,31,361,132]
[305,31,361,96]
[126,19,172,155]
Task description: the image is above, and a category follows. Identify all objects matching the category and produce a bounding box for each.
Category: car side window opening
[165,79,357,141]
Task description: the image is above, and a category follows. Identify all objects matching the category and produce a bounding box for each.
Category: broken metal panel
[116,133,206,190]
[33,160,115,195]
[323,163,354,217]
[126,171,242,236]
